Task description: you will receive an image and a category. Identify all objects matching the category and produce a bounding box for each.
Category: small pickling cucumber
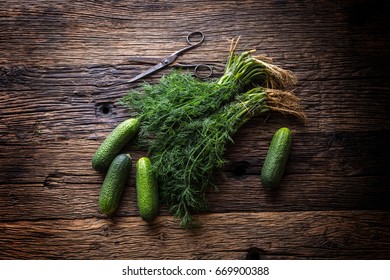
[136,157,159,221]
[261,127,292,190]
[99,153,132,215]
[92,118,140,172]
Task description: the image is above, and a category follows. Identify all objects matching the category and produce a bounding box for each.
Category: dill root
[122,38,305,228]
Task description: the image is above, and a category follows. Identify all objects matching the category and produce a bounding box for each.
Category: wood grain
[1,0,390,259]
[0,211,389,259]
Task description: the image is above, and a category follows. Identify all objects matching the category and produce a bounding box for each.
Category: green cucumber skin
[99,153,132,215]
[136,157,159,221]
[261,127,292,190]
[92,118,140,172]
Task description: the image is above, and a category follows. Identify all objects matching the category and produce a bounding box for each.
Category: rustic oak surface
[1,0,390,259]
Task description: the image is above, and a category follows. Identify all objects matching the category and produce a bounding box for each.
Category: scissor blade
[128,62,166,83]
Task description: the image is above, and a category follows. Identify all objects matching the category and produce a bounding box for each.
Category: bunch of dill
[122,38,305,227]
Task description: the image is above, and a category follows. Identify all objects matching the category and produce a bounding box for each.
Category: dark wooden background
[1,0,390,259]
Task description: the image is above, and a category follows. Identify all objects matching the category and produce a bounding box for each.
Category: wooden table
[1,0,390,259]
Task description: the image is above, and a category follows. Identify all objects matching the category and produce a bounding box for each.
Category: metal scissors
[128,31,213,82]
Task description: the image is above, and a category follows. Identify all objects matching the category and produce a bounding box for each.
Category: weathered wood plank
[1,0,389,81]
[0,211,389,259]
[0,127,389,221]
[1,120,389,179]
[2,67,390,135]
[1,170,388,221]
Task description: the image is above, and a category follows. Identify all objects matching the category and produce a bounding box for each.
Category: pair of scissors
[128,31,213,82]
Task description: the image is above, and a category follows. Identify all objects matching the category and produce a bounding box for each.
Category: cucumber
[136,157,159,221]
[92,118,140,172]
[99,153,132,215]
[261,127,292,190]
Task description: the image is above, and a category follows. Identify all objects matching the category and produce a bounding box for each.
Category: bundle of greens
[122,38,305,227]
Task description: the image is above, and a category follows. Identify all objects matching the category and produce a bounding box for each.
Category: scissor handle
[186,31,205,47]
[164,31,205,64]
[194,64,212,79]
[173,62,212,79]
